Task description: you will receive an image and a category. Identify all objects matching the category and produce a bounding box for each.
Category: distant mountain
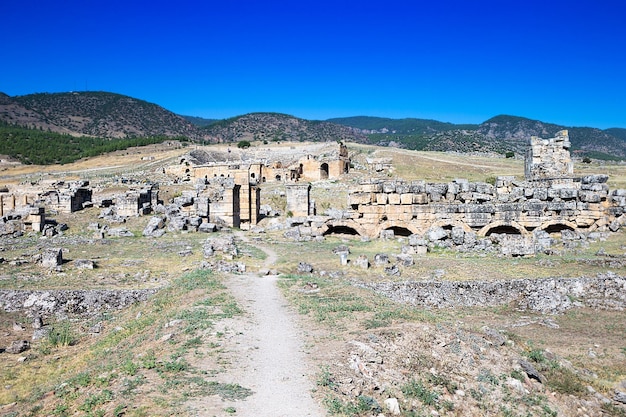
[203,112,367,144]
[0,91,208,140]
[605,128,626,142]
[182,115,219,127]
[329,114,626,159]
[477,115,626,159]
[328,116,476,135]
[1,90,624,160]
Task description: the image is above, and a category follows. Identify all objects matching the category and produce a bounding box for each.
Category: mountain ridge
[1,90,625,160]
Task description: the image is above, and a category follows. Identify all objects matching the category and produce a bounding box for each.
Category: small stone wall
[0,289,158,318]
[357,274,626,314]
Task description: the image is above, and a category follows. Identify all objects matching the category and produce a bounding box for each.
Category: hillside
[0,91,207,141]
[1,90,625,160]
[331,115,626,159]
[202,112,368,143]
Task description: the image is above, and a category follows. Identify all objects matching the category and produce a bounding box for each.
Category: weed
[427,373,458,393]
[477,369,500,386]
[317,366,335,388]
[544,366,586,395]
[160,358,189,374]
[113,404,127,416]
[140,350,157,369]
[52,403,69,417]
[69,371,92,387]
[224,407,237,414]
[121,375,145,397]
[402,379,439,406]
[526,348,546,364]
[510,369,525,382]
[121,359,139,376]
[80,389,114,412]
[47,321,76,347]
[182,336,203,348]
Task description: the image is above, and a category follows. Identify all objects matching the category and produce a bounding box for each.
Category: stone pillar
[285,183,311,217]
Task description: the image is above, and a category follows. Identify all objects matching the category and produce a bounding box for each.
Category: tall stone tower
[525,130,573,181]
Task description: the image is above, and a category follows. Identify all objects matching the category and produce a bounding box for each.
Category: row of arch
[320,219,578,238]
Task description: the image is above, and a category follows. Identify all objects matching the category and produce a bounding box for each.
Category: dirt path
[216,241,325,417]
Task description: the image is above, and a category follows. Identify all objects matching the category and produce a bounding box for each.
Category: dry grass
[1,141,626,416]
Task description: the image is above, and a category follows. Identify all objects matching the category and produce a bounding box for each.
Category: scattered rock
[519,359,545,383]
[384,398,401,415]
[6,340,30,354]
[74,259,95,269]
[297,262,313,274]
[41,248,63,268]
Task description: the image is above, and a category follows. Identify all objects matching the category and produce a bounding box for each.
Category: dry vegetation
[1,141,625,416]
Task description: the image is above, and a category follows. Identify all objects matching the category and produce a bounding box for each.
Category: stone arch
[323,219,367,237]
[377,220,421,238]
[478,221,529,237]
[320,163,329,179]
[538,220,577,234]
[430,220,473,234]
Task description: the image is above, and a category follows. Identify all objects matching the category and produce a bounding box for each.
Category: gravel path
[212,238,324,417]
[222,272,324,416]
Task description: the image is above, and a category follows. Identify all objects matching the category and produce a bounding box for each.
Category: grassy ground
[1,141,625,416]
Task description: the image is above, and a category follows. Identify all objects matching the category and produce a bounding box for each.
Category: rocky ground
[0,142,626,416]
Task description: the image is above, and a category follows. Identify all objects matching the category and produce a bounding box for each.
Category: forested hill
[2,89,625,162]
[202,113,368,143]
[330,115,626,159]
[0,91,207,141]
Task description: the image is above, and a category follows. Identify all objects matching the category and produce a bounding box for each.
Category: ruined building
[284,131,625,252]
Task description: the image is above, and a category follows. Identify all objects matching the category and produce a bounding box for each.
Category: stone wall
[345,174,624,239]
[0,289,158,318]
[358,274,626,314]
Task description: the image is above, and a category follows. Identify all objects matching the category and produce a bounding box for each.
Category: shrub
[237,140,251,149]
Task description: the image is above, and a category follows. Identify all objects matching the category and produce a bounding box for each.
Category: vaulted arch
[478,220,529,237]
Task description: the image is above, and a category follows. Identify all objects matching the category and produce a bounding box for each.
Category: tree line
[0,122,188,165]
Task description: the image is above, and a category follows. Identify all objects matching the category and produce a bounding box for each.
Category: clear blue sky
[2,0,625,128]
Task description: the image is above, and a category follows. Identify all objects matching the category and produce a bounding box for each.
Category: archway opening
[485,225,522,236]
[386,226,413,237]
[323,225,360,236]
[320,163,329,179]
[544,224,575,234]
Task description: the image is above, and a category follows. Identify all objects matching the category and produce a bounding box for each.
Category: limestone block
[560,188,578,199]
[375,193,388,205]
[410,181,426,193]
[385,205,411,216]
[41,248,62,268]
[581,174,609,184]
[360,183,383,193]
[534,188,548,200]
[412,194,428,204]
[426,183,448,195]
[464,213,492,227]
[475,182,494,195]
[400,194,413,205]
[396,183,411,194]
[388,193,401,205]
[348,192,372,205]
[383,182,397,193]
[429,193,443,202]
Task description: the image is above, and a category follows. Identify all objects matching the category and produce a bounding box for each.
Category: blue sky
[2,0,625,128]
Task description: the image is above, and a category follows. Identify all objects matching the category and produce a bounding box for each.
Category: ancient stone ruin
[278,131,625,255]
